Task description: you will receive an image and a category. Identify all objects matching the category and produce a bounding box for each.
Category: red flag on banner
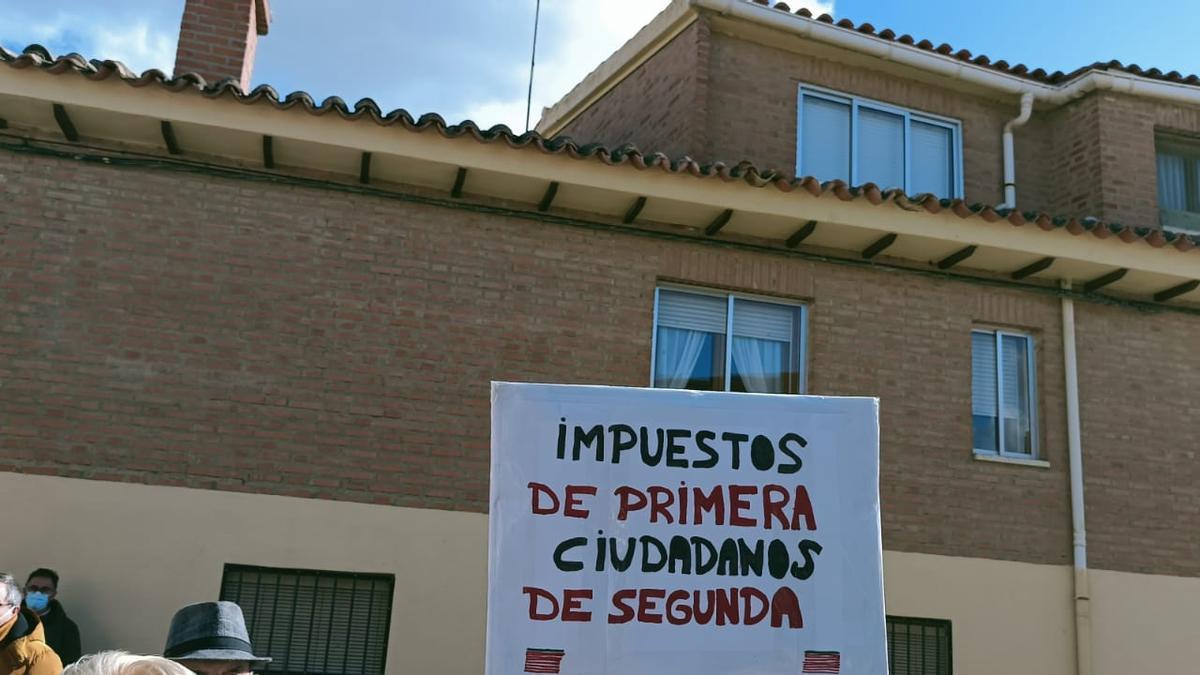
[524,648,566,674]
[802,650,841,674]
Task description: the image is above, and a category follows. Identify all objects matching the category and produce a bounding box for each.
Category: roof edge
[698,0,1200,108]
[2,41,1198,275]
[540,0,1200,136]
[255,0,271,36]
[536,0,697,135]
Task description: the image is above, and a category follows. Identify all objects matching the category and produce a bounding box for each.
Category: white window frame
[649,285,808,394]
[796,84,965,198]
[971,328,1039,459]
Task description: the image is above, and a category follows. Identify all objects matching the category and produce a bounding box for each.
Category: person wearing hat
[162,602,270,675]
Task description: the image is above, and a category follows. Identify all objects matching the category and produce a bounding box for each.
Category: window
[971,329,1037,458]
[1157,137,1200,231]
[887,616,952,675]
[220,564,394,675]
[797,86,962,198]
[651,287,806,394]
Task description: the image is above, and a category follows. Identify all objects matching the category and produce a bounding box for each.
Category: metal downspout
[1002,93,1035,209]
[1061,281,1092,675]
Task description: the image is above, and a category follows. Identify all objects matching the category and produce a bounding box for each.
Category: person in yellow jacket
[0,572,62,675]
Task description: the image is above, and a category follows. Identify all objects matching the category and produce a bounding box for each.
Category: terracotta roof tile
[1,42,1198,254]
[749,0,1200,87]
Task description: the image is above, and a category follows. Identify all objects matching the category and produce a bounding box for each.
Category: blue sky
[0,0,1194,131]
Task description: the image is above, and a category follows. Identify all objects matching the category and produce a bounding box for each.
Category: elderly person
[163,602,270,675]
[0,572,62,675]
[65,651,192,675]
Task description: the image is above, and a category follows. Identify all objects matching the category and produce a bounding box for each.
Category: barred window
[887,616,952,675]
[220,564,394,675]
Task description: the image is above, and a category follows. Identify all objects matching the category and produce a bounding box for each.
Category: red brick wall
[702,30,1033,208]
[1037,96,1105,219]
[0,150,1053,566]
[1091,92,1200,228]
[1073,302,1200,576]
[3,148,1199,575]
[558,20,711,160]
[561,18,1200,229]
[1034,91,1200,228]
[174,0,260,90]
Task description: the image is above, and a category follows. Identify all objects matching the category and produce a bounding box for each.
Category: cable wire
[524,0,542,133]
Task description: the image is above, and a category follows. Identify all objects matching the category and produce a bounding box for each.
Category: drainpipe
[1061,281,1092,675]
[1001,93,1034,209]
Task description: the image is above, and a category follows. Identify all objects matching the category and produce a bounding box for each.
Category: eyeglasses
[24,585,54,594]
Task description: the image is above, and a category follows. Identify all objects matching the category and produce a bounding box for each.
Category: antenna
[524,0,542,133]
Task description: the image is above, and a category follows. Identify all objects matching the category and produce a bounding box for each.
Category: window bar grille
[907,620,914,675]
[250,570,264,658]
[364,576,379,674]
[283,573,299,673]
[302,572,319,674]
[265,569,281,658]
[322,575,335,672]
[342,578,356,675]
[224,566,397,675]
[887,616,951,675]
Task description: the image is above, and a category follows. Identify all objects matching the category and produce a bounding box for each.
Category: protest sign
[486,383,885,675]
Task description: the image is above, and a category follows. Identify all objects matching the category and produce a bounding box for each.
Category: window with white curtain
[971,329,1037,458]
[652,287,805,394]
[797,86,962,198]
[1156,137,1200,231]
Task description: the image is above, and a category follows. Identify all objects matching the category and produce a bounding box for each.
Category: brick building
[1,0,1198,673]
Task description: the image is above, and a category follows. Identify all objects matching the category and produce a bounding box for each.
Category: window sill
[973,453,1050,468]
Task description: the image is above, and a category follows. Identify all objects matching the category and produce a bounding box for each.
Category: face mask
[0,605,16,625]
[24,592,49,612]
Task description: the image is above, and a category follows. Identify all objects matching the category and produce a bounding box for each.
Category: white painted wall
[2,472,1196,674]
[0,472,487,673]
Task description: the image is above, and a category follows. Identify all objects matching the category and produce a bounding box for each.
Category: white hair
[0,573,22,607]
[64,651,194,675]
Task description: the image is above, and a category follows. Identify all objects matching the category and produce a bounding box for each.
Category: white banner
[486,383,885,675]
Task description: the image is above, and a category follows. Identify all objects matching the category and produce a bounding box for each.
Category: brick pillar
[173,0,271,91]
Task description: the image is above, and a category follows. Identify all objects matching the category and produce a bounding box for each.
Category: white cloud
[804,1,836,17]
[0,9,174,74]
[460,0,835,130]
[461,98,533,131]
[92,22,175,73]
[463,0,670,130]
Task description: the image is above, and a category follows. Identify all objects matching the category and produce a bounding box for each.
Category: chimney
[173,0,271,91]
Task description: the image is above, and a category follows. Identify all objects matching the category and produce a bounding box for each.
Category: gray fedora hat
[164,601,271,667]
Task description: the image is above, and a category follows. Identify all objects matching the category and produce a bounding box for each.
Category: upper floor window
[971,329,1037,458]
[1157,136,1200,231]
[652,287,806,394]
[797,86,963,199]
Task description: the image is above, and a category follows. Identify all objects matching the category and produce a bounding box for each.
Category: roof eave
[536,0,699,135]
[2,64,1197,308]
[539,0,1200,136]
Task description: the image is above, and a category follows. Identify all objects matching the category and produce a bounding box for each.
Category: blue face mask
[24,592,49,612]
